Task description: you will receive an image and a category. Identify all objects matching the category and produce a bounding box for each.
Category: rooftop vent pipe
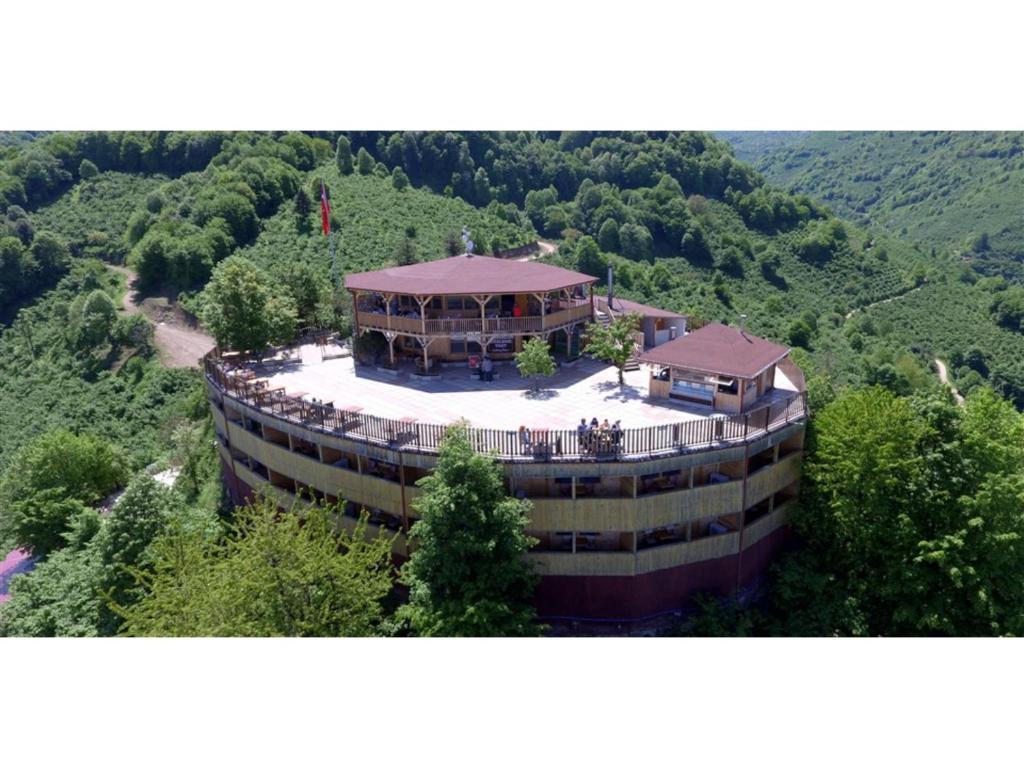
[739,314,747,334]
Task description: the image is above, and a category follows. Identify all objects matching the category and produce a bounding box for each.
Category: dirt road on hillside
[844,284,924,321]
[109,265,215,368]
[934,358,965,405]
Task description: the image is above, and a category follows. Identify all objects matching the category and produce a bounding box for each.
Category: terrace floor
[244,345,799,432]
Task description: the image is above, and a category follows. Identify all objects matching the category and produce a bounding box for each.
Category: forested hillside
[2,130,1022,637]
[720,131,1024,264]
[718,130,1024,405]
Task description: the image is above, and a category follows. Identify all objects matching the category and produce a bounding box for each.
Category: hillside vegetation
[721,131,1024,264]
[2,130,1022,637]
[238,167,535,281]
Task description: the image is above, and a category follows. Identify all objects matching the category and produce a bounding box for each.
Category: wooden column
[474,294,493,346]
[418,336,436,372]
[416,295,431,337]
[350,290,362,340]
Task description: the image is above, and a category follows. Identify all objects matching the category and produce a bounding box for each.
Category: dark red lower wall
[221,457,257,508]
[534,527,791,621]
[221,460,789,623]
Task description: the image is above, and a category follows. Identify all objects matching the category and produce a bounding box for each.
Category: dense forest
[1,130,1022,636]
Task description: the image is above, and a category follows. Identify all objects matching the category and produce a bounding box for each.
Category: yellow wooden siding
[229,427,405,514]
[743,500,795,549]
[635,481,744,530]
[635,532,740,574]
[210,405,228,437]
[230,459,407,554]
[746,452,802,505]
[215,439,232,468]
[525,480,744,532]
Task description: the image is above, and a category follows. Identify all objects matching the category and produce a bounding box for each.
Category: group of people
[512,416,623,457]
[578,417,623,454]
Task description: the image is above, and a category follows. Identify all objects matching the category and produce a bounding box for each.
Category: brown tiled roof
[637,322,790,380]
[344,254,598,296]
[600,295,686,319]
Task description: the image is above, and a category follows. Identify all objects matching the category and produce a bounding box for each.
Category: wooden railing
[542,301,592,330]
[356,300,592,338]
[205,353,807,464]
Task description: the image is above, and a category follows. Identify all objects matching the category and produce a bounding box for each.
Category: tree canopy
[584,313,641,385]
[117,495,394,637]
[0,429,126,556]
[399,425,540,636]
[200,255,297,352]
[515,337,556,391]
[782,386,1024,635]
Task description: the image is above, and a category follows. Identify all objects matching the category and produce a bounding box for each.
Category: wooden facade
[208,348,807,620]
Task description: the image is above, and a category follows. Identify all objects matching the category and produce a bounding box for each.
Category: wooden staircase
[623,330,644,372]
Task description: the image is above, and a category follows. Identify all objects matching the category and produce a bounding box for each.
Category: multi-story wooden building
[206,255,807,621]
[345,254,597,368]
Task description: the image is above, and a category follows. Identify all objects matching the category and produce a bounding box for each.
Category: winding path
[109,264,215,368]
[934,358,965,405]
[844,283,924,320]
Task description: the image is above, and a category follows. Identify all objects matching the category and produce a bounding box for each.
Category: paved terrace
[240,344,799,432]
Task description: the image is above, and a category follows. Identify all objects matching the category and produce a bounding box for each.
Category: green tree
[443,229,462,256]
[584,313,641,386]
[69,288,117,349]
[201,255,297,353]
[786,318,813,349]
[515,336,556,392]
[619,222,653,261]
[274,260,326,327]
[597,218,620,252]
[98,473,177,630]
[399,425,540,636]
[78,158,99,180]
[30,231,70,278]
[293,187,312,225]
[0,430,126,555]
[0,538,105,637]
[391,166,410,191]
[118,495,394,637]
[574,235,606,278]
[335,136,353,174]
[356,147,374,175]
[793,386,1024,635]
[392,236,418,266]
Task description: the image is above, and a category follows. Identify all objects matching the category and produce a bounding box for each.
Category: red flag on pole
[320,180,331,236]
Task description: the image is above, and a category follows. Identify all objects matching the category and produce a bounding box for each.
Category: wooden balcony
[356,301,592,337]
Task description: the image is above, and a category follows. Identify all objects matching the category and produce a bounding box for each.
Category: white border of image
[2,1,1022,766]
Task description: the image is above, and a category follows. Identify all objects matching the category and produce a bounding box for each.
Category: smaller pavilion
[637,322,791,413]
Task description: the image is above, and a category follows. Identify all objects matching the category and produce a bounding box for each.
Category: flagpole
[330,230,338,289]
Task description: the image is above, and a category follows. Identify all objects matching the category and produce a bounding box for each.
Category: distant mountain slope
[715,131,809,164]
[719,131,1024,262]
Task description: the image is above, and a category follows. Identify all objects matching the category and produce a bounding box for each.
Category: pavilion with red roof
[637,322,792,412]
[345,254,597,370]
